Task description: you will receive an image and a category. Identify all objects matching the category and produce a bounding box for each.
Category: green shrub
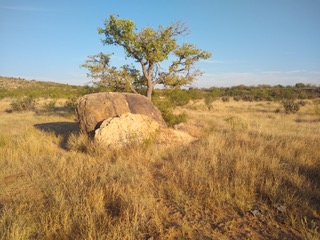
[10,97,37,112]
[187,88,205,100]
[162,110,187,127]
[167,89,191,106]
[283,100,300,114]
[153,98,187,127]
[207,88,222,99]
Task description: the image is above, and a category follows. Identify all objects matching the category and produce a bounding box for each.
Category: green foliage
[204,88,221,106]
[162,110,187,127]
[283,100,300,114]
[85,15,212,99]
[220,84,320,101]
[81,54,141,93]
[155,88,204,105]
[187,88,205,100]
[295,83,306,88]
[1,77,319,108]
[281,88,297,100]
[10,97,37,112]
[166,89,191,106]
[153,97,187,127]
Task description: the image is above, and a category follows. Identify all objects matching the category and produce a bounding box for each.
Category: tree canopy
[82,15,212,100]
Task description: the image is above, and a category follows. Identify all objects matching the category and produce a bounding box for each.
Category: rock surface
[76,92,166,135]
[95,113,195,148]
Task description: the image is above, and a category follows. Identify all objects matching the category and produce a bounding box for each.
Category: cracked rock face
[76,92,166,136]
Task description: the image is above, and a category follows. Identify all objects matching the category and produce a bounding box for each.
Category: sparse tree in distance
[82,15,212,100]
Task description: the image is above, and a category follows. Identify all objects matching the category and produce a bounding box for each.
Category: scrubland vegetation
[0,77,320,239]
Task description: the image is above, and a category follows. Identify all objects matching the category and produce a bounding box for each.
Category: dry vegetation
[0,97,319,239]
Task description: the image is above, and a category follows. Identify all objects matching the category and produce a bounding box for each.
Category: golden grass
[0,98,319,239]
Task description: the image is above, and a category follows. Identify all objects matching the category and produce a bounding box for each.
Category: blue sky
[1,0,319,87]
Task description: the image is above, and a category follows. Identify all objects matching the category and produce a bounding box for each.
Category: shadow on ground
[34,122,79,149]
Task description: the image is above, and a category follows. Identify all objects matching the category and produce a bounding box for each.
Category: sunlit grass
[0,98,319,239]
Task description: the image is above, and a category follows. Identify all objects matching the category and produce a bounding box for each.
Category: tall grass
[0,98,319,239]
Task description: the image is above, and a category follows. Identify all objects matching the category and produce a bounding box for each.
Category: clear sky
[1,0,319,87]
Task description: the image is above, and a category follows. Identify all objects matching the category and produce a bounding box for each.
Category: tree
[81,53,143,93]
[82,15,212,100]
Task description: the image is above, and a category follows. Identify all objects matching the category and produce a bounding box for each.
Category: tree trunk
[146,85,153,100]
[140,61,154,101]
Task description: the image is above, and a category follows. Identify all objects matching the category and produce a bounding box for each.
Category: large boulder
[76,92,166,136]
[95,113,195,148]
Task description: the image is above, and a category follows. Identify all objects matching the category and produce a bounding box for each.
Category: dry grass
[0,98,319,239]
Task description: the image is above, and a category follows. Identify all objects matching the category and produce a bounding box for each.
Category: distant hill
[0,76,91,98]
[0,76,80,89]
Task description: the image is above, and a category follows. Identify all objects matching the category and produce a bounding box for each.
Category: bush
[162,110,187,127]
[233,96,242,101]
[10,97,37,112]
[283,100,300,114]
[242,95,254,102]
[167,89,191,106]
[153,99,187,127]
[221,96,230,102]
[187,88,205,100]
